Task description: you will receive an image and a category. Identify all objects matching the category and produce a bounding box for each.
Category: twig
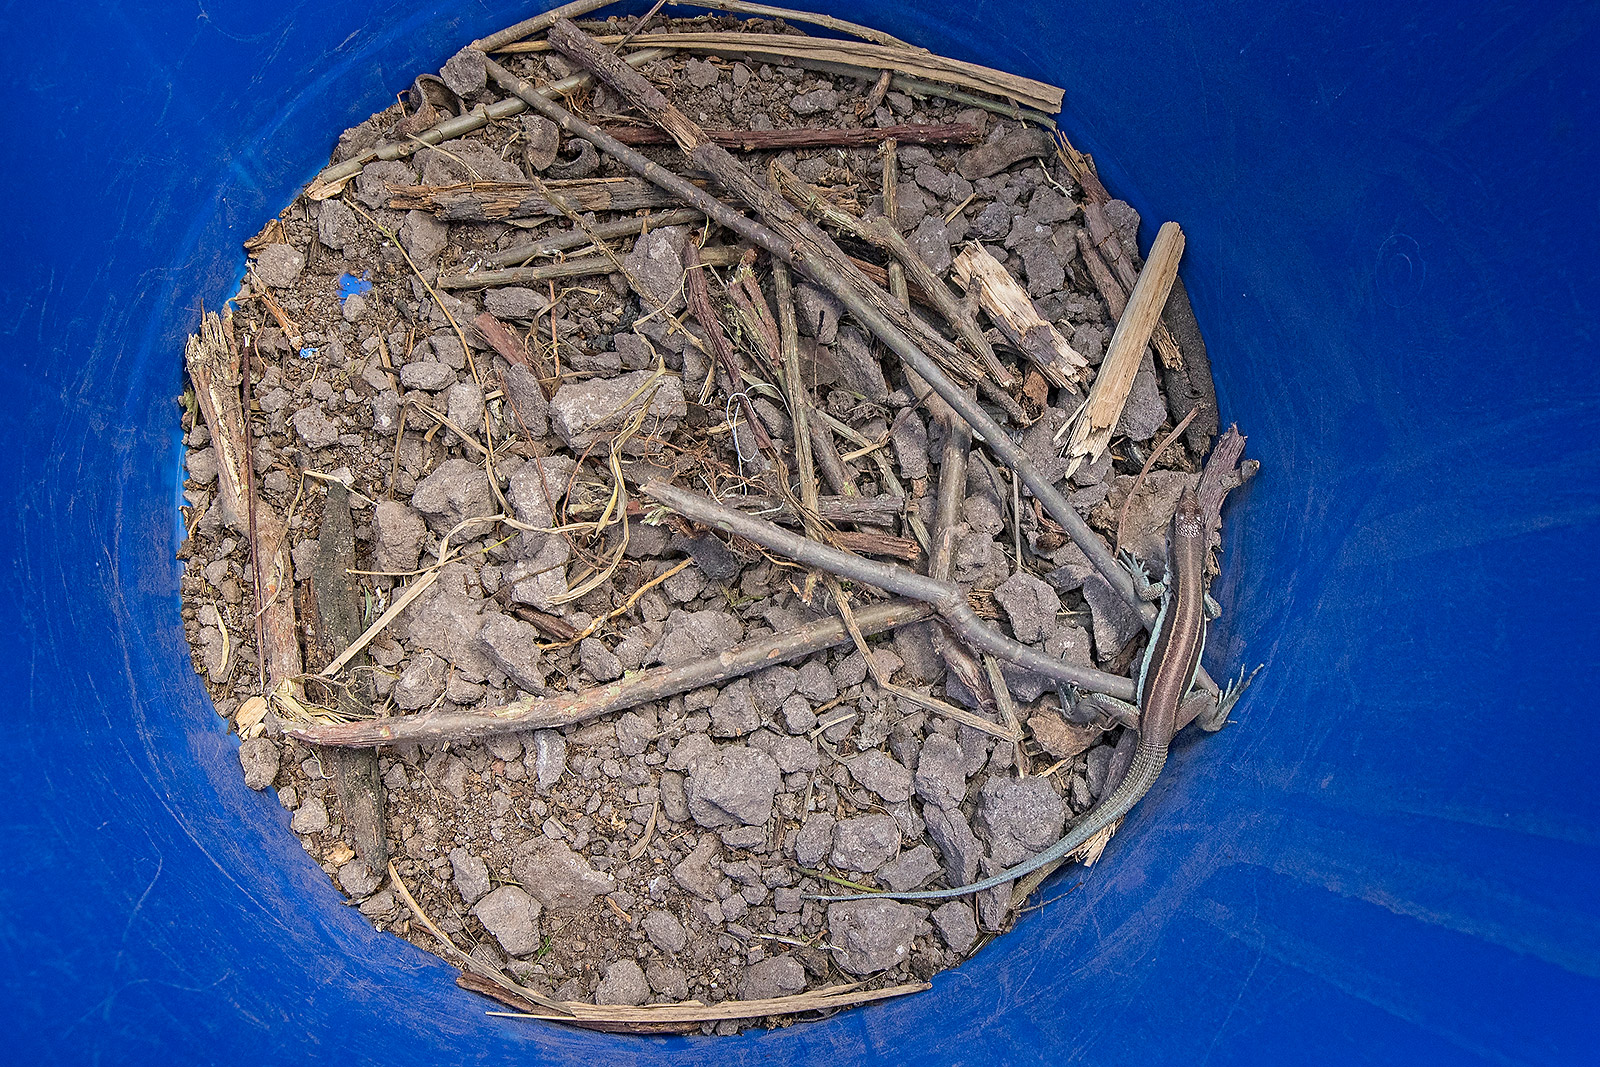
[485,207,703,268]
[389,177,683,221]
[605,122,979,150]
[288,600,933,746]
[664,0,915,48]
[441,242,746,289]
[643,482,1134,698]
[473,0,617,52]
[1115,405,1198,553]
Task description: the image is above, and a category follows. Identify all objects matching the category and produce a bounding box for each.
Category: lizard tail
[811,740,1170,904]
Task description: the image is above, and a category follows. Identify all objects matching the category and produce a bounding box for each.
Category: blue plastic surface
[3,2,1598,1063]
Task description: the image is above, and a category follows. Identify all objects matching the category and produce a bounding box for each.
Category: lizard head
[1174,485,1204,543]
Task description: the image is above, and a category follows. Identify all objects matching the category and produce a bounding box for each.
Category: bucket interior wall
[4,1,1597,1063]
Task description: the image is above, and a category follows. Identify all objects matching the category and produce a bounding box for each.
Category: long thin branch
[486,29,1159,632]
[287,600,933,747]
[644,482,1135,700]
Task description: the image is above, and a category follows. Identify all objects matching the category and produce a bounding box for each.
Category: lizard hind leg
[1196,663,1263,732]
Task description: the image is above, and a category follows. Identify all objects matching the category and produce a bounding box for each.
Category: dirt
[176,10,1236,1035]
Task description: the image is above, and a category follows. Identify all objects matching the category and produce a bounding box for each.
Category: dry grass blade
[317,570,439,679]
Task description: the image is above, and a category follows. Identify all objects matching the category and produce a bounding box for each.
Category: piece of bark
[951,242,1086,388]
[727,493,903,526]
[1158,277,1220,454]
[472,312,532,368]
[184,312,302,692]
[604,122,980,150]
[288,601,934,747]
[308,482,387,870]
[1063,222,1185,477]
[388,178,681,221]
[831,529,920,562]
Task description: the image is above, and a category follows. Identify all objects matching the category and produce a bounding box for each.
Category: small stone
[1028,714,1100,760]
[511,837,615,913]
[976,777,1067,866]
[957,128,1055,180]
[750,666,801,713]
[848,750,913,803]
[474,887,542,957]
[549,370,686,451]
[685,746,781,828]
[316,198,358,252]
[879,845,943,892]
[993,571,1062,644]
[1082,574,1146,660]
[930,900,978,954]
[913,162,952,198]
[1019,241,1065,298]
[710,678,761,738]
[392,651,447,710]
[370,500,428,573]
[445,380,485,437]
[684,57,720,89]
[533,728,567,789]
[238,736,279,790]
[796,660,836,703]
[923,805,981,885]
[909,215,953,275]
[290,796,329,834]
[399,209,447,264]
[478,614,546,693]
[440,46,487,96]
[579,637,623,682]
[1086,743,1115,798]
[827,900,929,975]
[789,87,839,115]
[672,835,723,899]
[641,909,688,953]
[646,961,690,999]
[595,959,650,1006]
[971,201,1011,240]
[890,409,930,481]
[450,847,492,906]
[794,813,835,867]
[912,734,966,811]
[1115,358,1167,441]
[740,956,806,1000]
[795,283,842,343]
[292,407,340,451]
[337,859,382,898]
[254,243,304,288]
[830,814,901,873]
[780,694,815,734]
[622,225,691,313]
[500,362,550,437]
[483,286,549,321]
[650,610,744,666]
[400,360,455,391]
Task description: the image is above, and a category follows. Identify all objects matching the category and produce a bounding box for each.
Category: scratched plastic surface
[3,2,1598,1063]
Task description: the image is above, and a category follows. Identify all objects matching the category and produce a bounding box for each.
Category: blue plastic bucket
[3,2,1597,1063]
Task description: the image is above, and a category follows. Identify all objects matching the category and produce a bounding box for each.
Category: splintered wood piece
[287,600,934,747]
[184,311,302,692]
[951,242,1087,388]
[1063,221,1185,476]
[604,122,980,150]
[441,243,746,289]
[388,178,682,221]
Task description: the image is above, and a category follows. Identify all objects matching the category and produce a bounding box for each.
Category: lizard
[815,485,1241,904]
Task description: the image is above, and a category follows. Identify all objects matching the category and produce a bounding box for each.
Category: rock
[646,961,690,999]
[505,455,576,548]
[512,837,616,913]
[533,729,567,789]
[994,571,1061,644]
[578,637,623,682]
[371,500,428,572]
[930,900,978,954]
[890,409,930,481]
[399,209,447,264]
[353,159,417,210]
[440,46,487,96]
[472,886,543,956]
[595,960,650,1005]
[848,750,913,803]
[789,87,839,115]
[549,370,686,451]
[795,283,842,343]
[641,908,688,953]
[400,360,455,391]
[1086,743,1115,798]
[740,956,806,1000]
[398,563,495,680]
[879,845,943,892]
[336,859,382,897]
[290,796,329,834]
[316,198,358,252]
[254,243,304,288]
[1082,574,1145,660]
[292,407,340,451]
[622,225,691,313]
[976,777,1067,866]
[830,325,890,401]
[392,650,447,709]
[1019,241,1065,298]
[649,610,744,666]
[483,286,549,321]
[923,805,981,885]
[500,362,550,437]
[508,536,570,610]
[750,666,801,713]
[913,162,952,198]
[445,380,484,437]
[971,201,1011,241]
[796,660,836,703]
[478,613,546,693]
[749,732,819,774]
[672,835,723,899]
[794,813,835,867]
[827,900,929,975]
[909,215,953,275]
[685,746,781,828]
[709,677,761,738]
[238,736,279,790]
[830,814,901,872]
[665,732,714,772]
[450,847,492,906]
[780,694,816,734]
[912,734,967,811]
[1115,356,1167,441]
[1028,714,1099,760]
[411,458,491,534]
[1105,199,1141,249]
[417,138,523,184]
[957,127,1055,180]
[668,530,741,581]
[684,57,720,88]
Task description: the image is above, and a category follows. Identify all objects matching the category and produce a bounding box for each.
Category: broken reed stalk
[472,0,616,52]
[442,242,746,289]
[185,311,302,692]
[1063,221,1185,477]
[772,162,1010,388]
[950,242,1087,388]
[307,49,666,200]
[288,600,934,747]
[389,177,683,221]
[485,207,703,268]
[604,122,980,150]
[664,0,915,49]
[772,262,820,520]
[643,482,1136,700]
[483,28,1153,628]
